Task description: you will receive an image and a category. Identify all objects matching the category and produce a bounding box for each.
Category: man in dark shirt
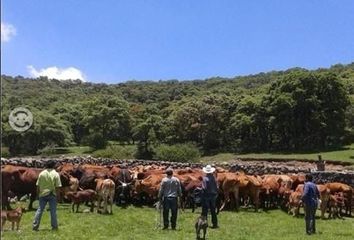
[158,168,182,230]
[302,174,320,235]
[201,165,218,229]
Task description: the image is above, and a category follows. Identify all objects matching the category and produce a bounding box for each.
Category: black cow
[115,168,133,205]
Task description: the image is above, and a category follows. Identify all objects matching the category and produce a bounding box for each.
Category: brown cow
[181,178,203,212]
[66,189,97,213]
[288,190,302,217]
[260,175,280,209]
[176,172,203,212]
[95,178,115,214]
[295,183,329,219]
[2,165,70,210]
[240,175,262,211]
[1,165,41,210]
[57,163,77,175]
[289,174,305,190]
[133,174,164,204]
[218,172,238,211]
[326,182,352,216]
[317,184,330,219]
[328,192,345,219]
[218,172,249,211]
[71,164,110,183]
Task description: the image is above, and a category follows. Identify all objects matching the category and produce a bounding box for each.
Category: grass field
[5,143,354,164]
[200,143,354,164]
[2,203,354,240]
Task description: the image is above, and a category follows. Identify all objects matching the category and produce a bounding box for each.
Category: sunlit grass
[200,143,354,164]
[2,203,354,240]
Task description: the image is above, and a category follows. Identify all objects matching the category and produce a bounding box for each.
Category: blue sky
[1,0,354,83]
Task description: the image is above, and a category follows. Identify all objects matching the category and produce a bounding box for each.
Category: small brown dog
[195,215,208,240]
[1,207,26,231]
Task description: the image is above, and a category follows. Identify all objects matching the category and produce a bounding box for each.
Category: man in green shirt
[33,160,62,231]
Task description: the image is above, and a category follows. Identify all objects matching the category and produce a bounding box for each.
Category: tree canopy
[1,63,353,156]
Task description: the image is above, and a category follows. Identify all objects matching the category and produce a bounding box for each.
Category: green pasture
[2,204,354,240]
[4,143,354,164]
[200,143,354,164]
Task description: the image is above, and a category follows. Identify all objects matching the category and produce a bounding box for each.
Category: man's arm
[202,177,207,191]
[302,183,309,201]
[36,175,41,198]
[55,172,62,197]
[177,180,182,197]
[158,179,165,200]
[55,172,62,188]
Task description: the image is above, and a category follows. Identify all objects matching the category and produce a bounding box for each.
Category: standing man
[33,160,62,231]
[302,174,320,235]
[158,167,182,230]
[201,164,218,229]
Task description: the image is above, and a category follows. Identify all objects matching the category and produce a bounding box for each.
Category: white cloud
[27,65,86,81]
[1,22,17,42]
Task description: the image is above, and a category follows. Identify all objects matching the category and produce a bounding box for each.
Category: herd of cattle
[1,163,353,219]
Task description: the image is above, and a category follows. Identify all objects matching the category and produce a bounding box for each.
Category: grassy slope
[5,143,353,164]
[200,143,354,164]
[2,204,354,240]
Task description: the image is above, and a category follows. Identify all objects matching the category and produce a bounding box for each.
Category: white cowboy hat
[203,165,215,174]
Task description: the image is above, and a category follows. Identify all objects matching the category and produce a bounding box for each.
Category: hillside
[1,63,354,157]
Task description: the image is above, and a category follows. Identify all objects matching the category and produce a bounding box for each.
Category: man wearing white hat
[201,164,218,229]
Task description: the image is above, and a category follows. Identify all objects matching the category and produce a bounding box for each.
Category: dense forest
[1,63,354,158]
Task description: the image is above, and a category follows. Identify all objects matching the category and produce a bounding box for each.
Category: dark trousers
[202,194,218,227]
[163,197,178,229]
[304,204,316,234]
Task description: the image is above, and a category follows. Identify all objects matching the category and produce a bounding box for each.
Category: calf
[58,177,80,203]
[328,192,345,219]
[96,179,115,214]
[66,189,97,213]
[326,182,353,216]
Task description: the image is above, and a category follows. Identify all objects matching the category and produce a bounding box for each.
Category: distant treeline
[2,63,354,157]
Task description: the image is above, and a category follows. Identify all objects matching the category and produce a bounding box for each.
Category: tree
[228,95,268,152]
[169,94,235,153]
[81,97,131,148]
[2,109,72,155]
[265,71,350,150]
[133,114,167,159]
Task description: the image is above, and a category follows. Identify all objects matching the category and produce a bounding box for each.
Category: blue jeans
[304,204,316,234]
[33,193,58,230]
[202,194,218,227]
[162,197,178,229]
